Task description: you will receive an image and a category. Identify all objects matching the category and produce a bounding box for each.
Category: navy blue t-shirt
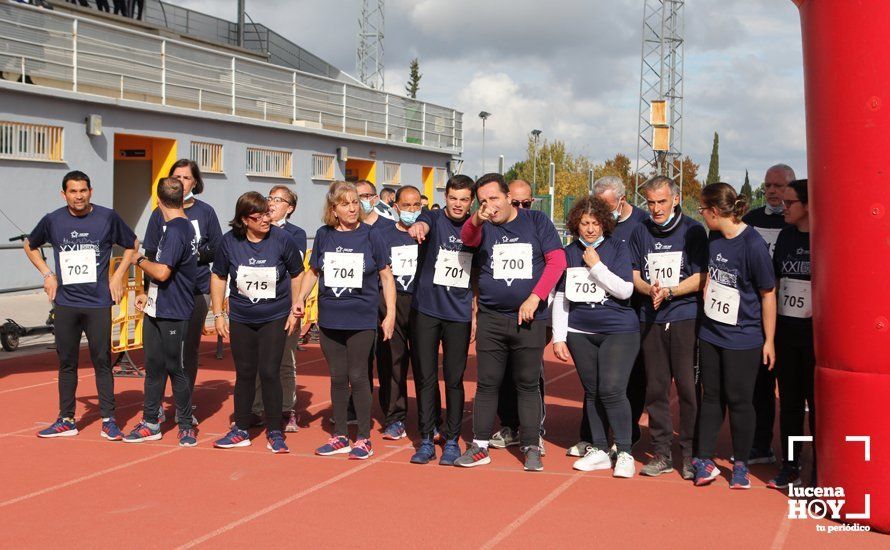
[742,206,788,258]
[773,226,811,326]
[612,205,649,245]
[310,223,389,330]
[280,221,308,262]
[699,226,776,350]
[475,208,563,319]
[558,238,638,334]
[147,217,196,321]
[412,209,476,322]
[28,204,137,309]
[212,226,303,324]
[629,215,707,323]
[377,221,420,294]
[143,199,222,295]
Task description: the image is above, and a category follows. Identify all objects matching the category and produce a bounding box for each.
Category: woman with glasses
[768,179,815,489]
[246,186,308,433]
[693,183,776,489]
[294,181,396,460]
[142,159,222,425]
[551,196,639,478]
[210,192,304,453]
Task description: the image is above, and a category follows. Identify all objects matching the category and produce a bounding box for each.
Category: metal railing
[0,3,463,153]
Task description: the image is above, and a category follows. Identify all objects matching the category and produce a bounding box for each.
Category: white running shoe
[613,451,636,478]
[573,447,612,471]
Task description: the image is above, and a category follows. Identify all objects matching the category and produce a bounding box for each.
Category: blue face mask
[184,191,194,201]
[360,199,373,214]
[579,235,604,248]
[653,210,675,227]
[766,204,784,215]
[612,208,620,220]
[399,209,421,226]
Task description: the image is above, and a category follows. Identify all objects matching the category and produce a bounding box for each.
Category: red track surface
[1,337,885,548]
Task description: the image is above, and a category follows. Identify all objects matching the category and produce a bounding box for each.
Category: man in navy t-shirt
[375,185,424,441]
[629,176,707,479]
[741,163,795,465]
[454,173,566,472]
[403,175,475,465]
[25,170,138,441]
[124,177,198,446]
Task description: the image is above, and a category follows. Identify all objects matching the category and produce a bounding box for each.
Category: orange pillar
[793,0,889,533]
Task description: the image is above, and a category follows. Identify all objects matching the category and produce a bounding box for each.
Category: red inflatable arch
[793,0,889,533]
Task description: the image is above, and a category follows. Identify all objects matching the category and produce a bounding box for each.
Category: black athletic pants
[230,317,287,431]
[752,356,777,453]
[142,316,192,430]
[321,327,376,440]
[411,309,469,441]
[473,306,546,448]
[776,321,816,468]
[497,325,550,435]
[586,349,646,445]
[54,304,115,419]
[641,319,700,458]
[695,340,760,462]
[183,293,209,392]
[376,293,413,426]
[566,331,640,453]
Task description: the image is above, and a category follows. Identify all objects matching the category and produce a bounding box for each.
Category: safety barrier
[110,256,144,377]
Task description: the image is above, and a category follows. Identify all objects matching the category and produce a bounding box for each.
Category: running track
[0,337,884,548]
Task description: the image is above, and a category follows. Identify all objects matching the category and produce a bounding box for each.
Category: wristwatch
[136,256,148,267]
[666,287,675,301]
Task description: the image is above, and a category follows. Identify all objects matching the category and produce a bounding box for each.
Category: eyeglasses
[697,206,710,214]
[267,196,292,205]
[782,199,802,207]
[247,212,271,222]
[511,199,534,209]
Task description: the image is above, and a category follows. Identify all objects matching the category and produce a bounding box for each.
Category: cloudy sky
[179,0,807,187]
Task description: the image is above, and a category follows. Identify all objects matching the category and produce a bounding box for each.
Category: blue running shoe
[410,439,436,464]
[382,421,406,440]
[316,435,351,456]
[214,426,251,448]
[349,438,374,460]
[266,430,289,454]
[730,461,751,490]
[178,428,197,447]
[439,438,461,466]
[692,458,720,486]
[37,417,78,438]
[122,421,162,443]
[101,419,123,441]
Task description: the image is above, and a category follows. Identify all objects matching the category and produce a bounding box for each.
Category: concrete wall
[0,88,452,291]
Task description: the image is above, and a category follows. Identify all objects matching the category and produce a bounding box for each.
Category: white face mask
[766,203,784,215]
[274,218,286,227]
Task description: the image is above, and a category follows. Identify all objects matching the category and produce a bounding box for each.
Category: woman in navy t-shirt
[551,196,639,478]
[294,181,396,461]
[142,159,222,424]
[693,183,777,489]
[209,192,303,453]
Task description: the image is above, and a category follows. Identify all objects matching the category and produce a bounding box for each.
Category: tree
[405,58,421,99]
[510,138,595,222]
[706,131,720,184]
[740,169,753,204]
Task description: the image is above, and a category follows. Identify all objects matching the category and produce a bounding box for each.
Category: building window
[312,153,335,180]
[435,167,447,189]
[383,162,401,185]
[190,141,224,173]
[0,121,63,162]
[246,147,292,178]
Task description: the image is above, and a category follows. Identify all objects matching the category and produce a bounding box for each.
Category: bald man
[741,163,796,466]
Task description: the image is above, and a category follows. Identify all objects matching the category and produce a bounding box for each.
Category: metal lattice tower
[634,0,685,204]
[357,0,385,90]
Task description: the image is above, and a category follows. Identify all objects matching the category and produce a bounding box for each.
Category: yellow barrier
[110,256,144,376]
[303,249,318,326]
